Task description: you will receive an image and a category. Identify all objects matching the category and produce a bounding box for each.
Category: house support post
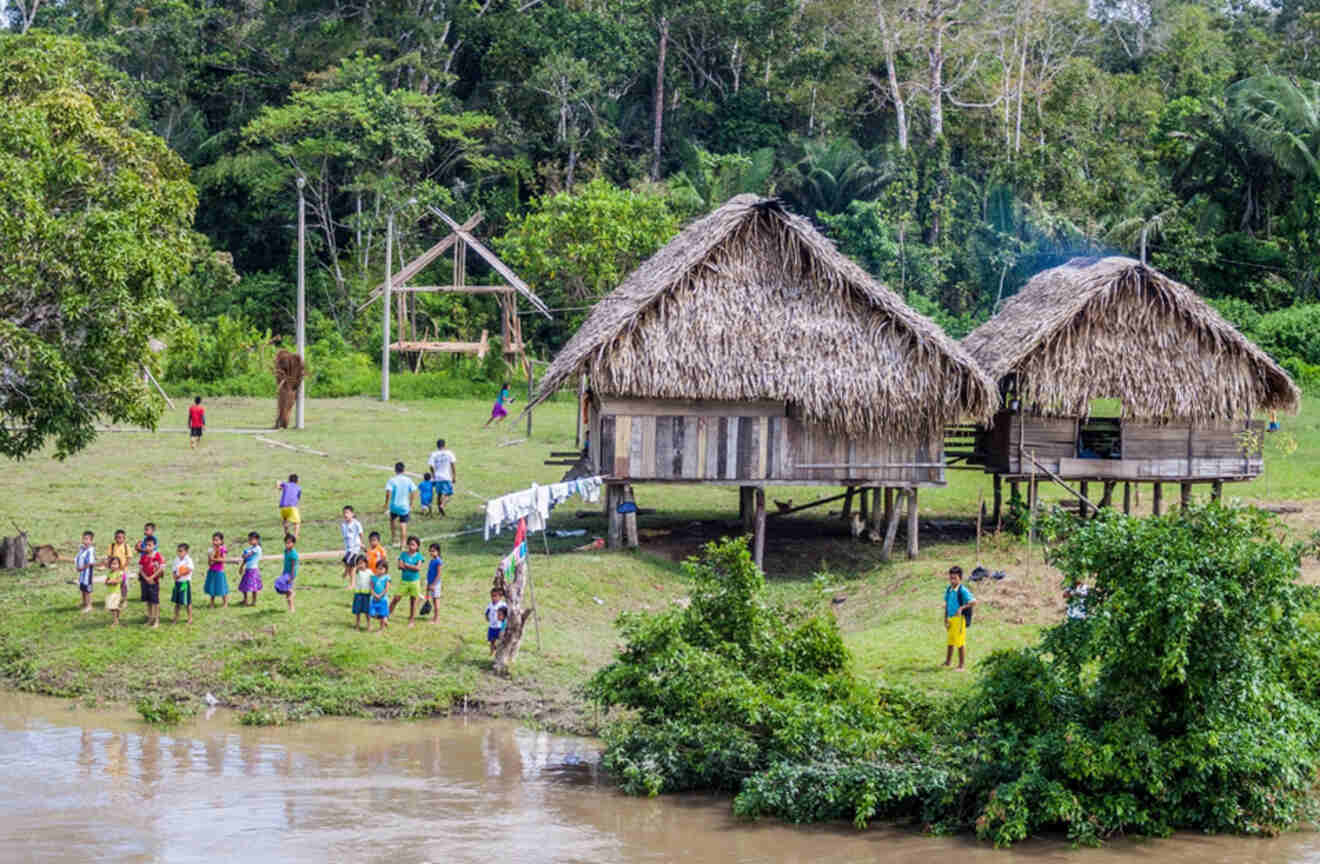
[906,488,919,560]
[740,486,756,531]
[1180,482,1192,510]
[1099,481,1116,510]
[752,487,766,569]
[1153,483,1163,516]
[1078,481,1089,518]
[623,485,639,548]
[992,475,1003,524]
[1123,482,1132,515]
[1211,480,1223,502]
[606,485,623,549]
[841,486,855,520]
[881,489,905,563]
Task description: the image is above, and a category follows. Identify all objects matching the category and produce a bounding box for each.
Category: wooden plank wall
[597,404,943,485]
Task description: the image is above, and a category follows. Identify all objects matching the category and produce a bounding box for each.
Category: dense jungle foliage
[589,509,1320,844]
[4,0,1320,452]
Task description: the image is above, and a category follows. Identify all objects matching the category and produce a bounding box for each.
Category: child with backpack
[942,565,976,671]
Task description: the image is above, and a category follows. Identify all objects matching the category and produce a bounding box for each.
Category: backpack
[948,585,974,627]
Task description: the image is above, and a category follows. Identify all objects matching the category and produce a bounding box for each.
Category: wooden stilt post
[841,486,855,520]
[740,486,756,531]
[1211,480,1223,502]
[1078,481,1089,518]
[869,487,885,533]
[906,488,919,560]
[1123,482,1132,515]
[975,490,983,562]
[1153,483,1163,516]
[623,485,639,549]
[752,488,766,569]
[1180,482,1192,510]
[883,487,894,528]
[1100,481,1115,510]
[1027,460,1037,579]
[881,490,905,562]
[606,485,623,549]
[860,487,870,523]
[992,474,1003,524]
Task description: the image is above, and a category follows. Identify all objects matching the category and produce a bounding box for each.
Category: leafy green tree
[668,142,776,215]
[0,34,196,459]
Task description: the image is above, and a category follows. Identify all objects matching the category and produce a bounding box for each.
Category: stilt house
[959,256,1299,515]
[525,195,994,562]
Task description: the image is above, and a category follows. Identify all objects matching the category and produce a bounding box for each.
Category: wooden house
[959,257,1299,515]
[525,196,994,562]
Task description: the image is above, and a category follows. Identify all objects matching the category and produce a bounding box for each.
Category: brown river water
[3,692,1319,864]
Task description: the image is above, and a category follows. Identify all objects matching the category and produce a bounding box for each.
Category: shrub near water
[591,511,1320,845]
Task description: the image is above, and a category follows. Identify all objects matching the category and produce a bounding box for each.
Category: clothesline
[483,476,604,542]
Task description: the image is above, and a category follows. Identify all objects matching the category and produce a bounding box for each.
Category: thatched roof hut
[962,256,1299,422]
[528,195,993,439]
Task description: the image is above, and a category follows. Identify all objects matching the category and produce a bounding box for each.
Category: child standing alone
[942,566,977,671]
[238,532,263,606]
[75,531,96,613]
[425,543,443,623]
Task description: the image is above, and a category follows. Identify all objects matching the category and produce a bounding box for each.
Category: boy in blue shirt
[425,542,443,623]
[384,462,419,548]
[76,531,96,613]
[942,566,976,671]
[419,472,435,517]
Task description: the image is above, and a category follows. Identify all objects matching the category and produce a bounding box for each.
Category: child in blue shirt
[75,531,96,613]
[425,543,443,623]
[485,587,507,654]
[419,472,435,516]
[942,566,976,671]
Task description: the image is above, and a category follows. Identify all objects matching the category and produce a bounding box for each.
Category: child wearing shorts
[104,556,125,626]
[171,543,194,624]
[138,538,164,628]
[75,531,96,613]
[275,534,298,612]
[340,506,364,588]
[419,472,435,517]
[277,474,302,540]
[392,536,424,625]
[485,588,507,654]
[351,554,373,631]
[238,532,263,606]
[425,543,443,623]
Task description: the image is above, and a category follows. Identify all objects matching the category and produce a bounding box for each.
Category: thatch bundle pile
[274,350,305,429]
[961,257,1299,421]
[528,195,993,440]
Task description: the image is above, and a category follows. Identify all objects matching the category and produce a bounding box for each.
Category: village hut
[525,195,994,563]
[960,256,1299,516]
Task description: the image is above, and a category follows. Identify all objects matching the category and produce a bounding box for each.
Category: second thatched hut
[960,256,1299,516]
[526,195,994,564]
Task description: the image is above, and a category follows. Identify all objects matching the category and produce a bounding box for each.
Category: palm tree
[781,137,896,217]
[1227,75,1320,184]
[668,142,776,215]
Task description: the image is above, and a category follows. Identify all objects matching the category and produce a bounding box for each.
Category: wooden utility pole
[295,176,306,429]
[382,212,393,402]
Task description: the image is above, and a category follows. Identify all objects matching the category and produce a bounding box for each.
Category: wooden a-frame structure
[360,206,550,376]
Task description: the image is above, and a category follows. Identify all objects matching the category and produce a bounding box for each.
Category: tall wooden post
[841,486,855,520]
[869,488,885,533]
[1211,480,1223,502]
[606,485,623,549]
[623,484,639,548]
[881,490,905,562]
[1123,482,1132,515]
[1100,481,1115,510]
[752,487,766,569]
[295,176,306,429]
[883,487,894,528]
[1180,482,1192,510]
[1153,483,1163,516]
[905,488,919,559]
[859,488,870,523]
[382,212,393,402]
[1078,480,1089,518]
[575,375,586,448]
[740,486,756,531]
[992,474,1003,524]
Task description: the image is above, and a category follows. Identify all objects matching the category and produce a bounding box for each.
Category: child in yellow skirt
[104,556,126,626]
[942,566,976,671]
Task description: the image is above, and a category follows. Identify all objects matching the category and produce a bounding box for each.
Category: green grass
[4,394,1319,723]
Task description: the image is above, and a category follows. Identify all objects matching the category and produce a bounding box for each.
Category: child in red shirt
[188,396,206,449]
[139,538,164,628]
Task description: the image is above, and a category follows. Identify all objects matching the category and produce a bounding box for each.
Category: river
[1,693,1317,863]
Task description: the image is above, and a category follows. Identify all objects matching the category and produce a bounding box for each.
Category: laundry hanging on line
[484,476,605,541]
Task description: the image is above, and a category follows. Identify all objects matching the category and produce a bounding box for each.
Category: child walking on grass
[419,472,435,517]
[485,587,507,654]
[238,532,263,606]
[205,533,229,607]
[139,537,163,628]
[76,531,96,613]
[370,562,391,632]
[171,543,194,624]
[277,473,302,540]
[392,536,424,626]
[351,554,373,631]
[275,534,298,612]
[942,566,976,671]
[425,542,443,623]
[104,556,125,626]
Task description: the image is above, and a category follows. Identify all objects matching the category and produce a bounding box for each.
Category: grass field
[2,393,1317,726]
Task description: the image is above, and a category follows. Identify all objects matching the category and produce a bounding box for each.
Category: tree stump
[0,533,27,570]
[492,556,534,674]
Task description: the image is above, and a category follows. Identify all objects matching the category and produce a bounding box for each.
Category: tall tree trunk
[492,557,533,673]
[928,29,945,143]
[885,38,909,151]
[1013,40,1028,153]
[651,16,669,181]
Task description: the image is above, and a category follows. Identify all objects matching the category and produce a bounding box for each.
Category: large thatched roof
[961,256,1299,421]
[527,195,994,439]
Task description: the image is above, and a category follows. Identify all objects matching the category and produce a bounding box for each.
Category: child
[204,533,229,608]
[340,505,364,587]
[351,554,373,631]
[238,532,263,606]
[171,543,194,624]
[275,534,298,612]
[942,566,976,671]
[425,543,443,623]
[419,472,435,517]
[136,523,160,602]
[188,396,206,449]
[484,382,514,427]
[105,529,132,602]
[139,537,164,628]
[497,606,508,642]
[384,462,418,548]
[365,531,387,577]
[427,438,457,516]
[485,588,507,654]
[104,556,125,626]
[370,561,391,632]
[75,531,96,613]
[391,536,424,625]
[277,474,302,540]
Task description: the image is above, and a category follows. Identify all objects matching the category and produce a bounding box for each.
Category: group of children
[339,504,446,630]
[75,523,302,628]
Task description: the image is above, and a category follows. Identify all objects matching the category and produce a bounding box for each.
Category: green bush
[1255,304,1320,366]
[136,694,192,726]
[1281,356,1320,396]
